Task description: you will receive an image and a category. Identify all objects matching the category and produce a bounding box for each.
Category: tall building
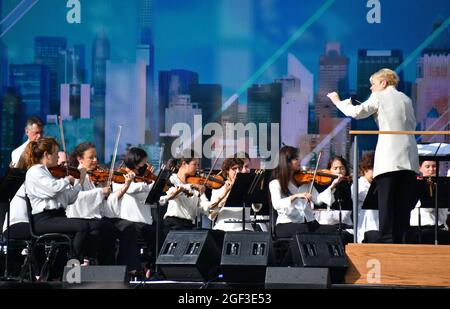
[316,43,349,130]
[189,84,222,124]
[105,61,147,163]
[0,87,21,172]
[9,64,50,133]
[138,0,156,144]
[247,83,282,151]
[0,2,7,100]
[277,76,309,148]
[60,84,91,119]
[164,95,202,133]
[158,70,199,134]
[415,21,450,144]
[34,37,67,115]
[356,49,404,153]
[91,31,110,162]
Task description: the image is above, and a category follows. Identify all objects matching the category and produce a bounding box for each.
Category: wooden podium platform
[345,243,450,287]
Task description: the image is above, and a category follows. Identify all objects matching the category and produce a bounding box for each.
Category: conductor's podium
[345,243,450,287]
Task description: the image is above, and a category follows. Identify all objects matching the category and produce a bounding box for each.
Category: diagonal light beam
[0,0,40,38]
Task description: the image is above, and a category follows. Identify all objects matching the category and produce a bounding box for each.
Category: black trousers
[84,218,118,264]
[163,216,195,237]
[375,170,418,244]
[33,209,90,261]
[106,218,141,272]
[3,222,30,240]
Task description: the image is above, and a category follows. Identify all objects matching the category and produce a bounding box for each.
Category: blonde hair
[370,68,399,87]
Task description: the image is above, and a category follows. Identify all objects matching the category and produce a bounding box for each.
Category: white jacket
[335,86,419,178]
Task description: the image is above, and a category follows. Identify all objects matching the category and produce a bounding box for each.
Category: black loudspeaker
[290,233,348,283]
[156,230,223,281]
[62,265,128,289]
[220,231,273,283]
[265,267,330,289]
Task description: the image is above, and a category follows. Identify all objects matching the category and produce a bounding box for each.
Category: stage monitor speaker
[220,231,274,283]
[265,267,330,289]
[290,233,348,283]
[156,230,223,281]
[62,265,128,289]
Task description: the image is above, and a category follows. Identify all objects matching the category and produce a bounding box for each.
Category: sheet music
[417,143,450,156]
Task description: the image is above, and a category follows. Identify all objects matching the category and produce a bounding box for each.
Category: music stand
[145,167,173,275]
[416,177,450,245]
[224,171,265,231]
[0,168,26,280]
[315,183,353,233]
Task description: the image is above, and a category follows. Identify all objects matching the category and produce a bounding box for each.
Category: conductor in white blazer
[327,68,419,243]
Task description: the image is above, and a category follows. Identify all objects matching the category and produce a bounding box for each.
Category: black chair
[0,231,33,281]
[24,194,73,281]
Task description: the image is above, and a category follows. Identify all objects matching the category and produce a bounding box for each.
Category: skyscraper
[158,70,199,134]
[247,82,282,151]
[91,31,110,162]
[415,21,450,144]
[60,83,91,120]
[34,37,67,115]
[316,43,349,130]
[0,87,21,172]
[138,0,156,144]
[189,84,222,124]
[9,64,50,133]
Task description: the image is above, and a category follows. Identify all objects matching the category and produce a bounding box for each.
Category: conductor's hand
[327,92,341,105]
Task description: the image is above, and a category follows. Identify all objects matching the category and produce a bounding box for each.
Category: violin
[89,168,156,184]
[294,169,351,186]
[185,174,225,190]
[48,165,81,179]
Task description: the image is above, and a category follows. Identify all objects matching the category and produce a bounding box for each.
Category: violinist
[66,142,136,267]
[109,147,158,274]
[207,157,254,232]
[269,146,343,239]
[23,137,92,265]
[314,156,353,231]
[409,160,450,244]
[162,150,209,234]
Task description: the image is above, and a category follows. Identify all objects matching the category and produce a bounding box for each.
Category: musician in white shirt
[66,142,140,268]
[206,158,253,232]
[269,146,343,239]
[23,137,91,264]
[328,68,419,243]
[110,147,158,272]
[3,117,44,240]
[162,151,209,235]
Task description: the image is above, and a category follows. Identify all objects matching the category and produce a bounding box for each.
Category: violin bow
[308,151,323,195]
[107,125,122,187]
[203,146,224,188]
[58,115,69,175]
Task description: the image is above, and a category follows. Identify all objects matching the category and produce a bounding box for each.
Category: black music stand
[0,168,26,280]
[145,168,173,275]
[416,177,450,245]
[315,183,353,233]
[224,171,265,231]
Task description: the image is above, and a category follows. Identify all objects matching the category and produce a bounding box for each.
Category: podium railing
[350,130,450,243]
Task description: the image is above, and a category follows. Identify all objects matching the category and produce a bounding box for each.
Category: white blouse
[2,184,28,232]
[65,174,105,220]
[25,164,81,215]
[269,179,334,225]
[162,174,209,223]
[110,181,154,225]
[10,140,29,167]
[353,176,379,243]
[207,186,254,232]
[410,203,448,228]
